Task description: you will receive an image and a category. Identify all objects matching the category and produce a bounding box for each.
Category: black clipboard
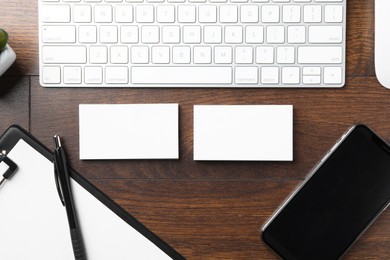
[0,125,184,260]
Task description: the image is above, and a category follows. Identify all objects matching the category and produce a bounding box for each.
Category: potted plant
[0,28,16,77]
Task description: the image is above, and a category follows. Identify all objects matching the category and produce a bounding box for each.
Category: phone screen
[262,125,390,259]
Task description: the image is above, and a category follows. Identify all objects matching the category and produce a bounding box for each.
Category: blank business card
[194,105,293,161]
[79,104,179,160]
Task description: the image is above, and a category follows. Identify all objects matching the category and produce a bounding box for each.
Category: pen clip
[54,157,65,206]
[0,152,18,180]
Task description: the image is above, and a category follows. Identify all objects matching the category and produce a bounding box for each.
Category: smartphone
[262,125,390,259]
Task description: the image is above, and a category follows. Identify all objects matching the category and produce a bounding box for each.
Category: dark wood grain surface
[2,0,390,258]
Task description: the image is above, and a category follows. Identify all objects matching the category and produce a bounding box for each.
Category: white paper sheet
[193,105,293,161]
[0,139,172,260]
[79,104,179,160]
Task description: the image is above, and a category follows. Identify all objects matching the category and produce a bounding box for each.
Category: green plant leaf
[0,28,9,52]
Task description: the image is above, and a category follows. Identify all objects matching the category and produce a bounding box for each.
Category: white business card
[193,105,293,161]
[79,104,179,160]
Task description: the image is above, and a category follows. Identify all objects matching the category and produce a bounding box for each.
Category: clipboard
[0,125,184,260]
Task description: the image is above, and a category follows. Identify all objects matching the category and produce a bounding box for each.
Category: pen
[53,135,87,260]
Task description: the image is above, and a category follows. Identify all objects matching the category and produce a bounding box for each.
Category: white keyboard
[39,0,346,88]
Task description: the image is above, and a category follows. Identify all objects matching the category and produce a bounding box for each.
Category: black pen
[53,135,87,260]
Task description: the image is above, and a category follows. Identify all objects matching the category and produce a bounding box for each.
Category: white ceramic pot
[0,44,16,77]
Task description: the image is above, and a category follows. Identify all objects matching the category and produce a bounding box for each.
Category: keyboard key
[215,46,232,64]
[308,26,343,43]
[41,5,70,23]
[256,46,274,64]
[267,26,285,43]
[90,46,108,64]
[199,5,217,23]
[325,5,343,23]
[120,26,139,43]
[220,5,238,23]
[282,5,301,23]
[235,67,258,84]
[74,5,92,23]
[42,46,87,64]
[99,26,118,43]
[324,66,342,84]
[225,26,243,43]
[287,26,305,43]
[282,67,300,84]
[178,5,196,23]
[303,66,321,75]
[261,67,279,84]
[194,46,212,63]
[64,66,82,84]
[105,66,129,84]
[131,46,149,63]
[304,5,322,23]
[277,46,295,64]
[115,5,133,23]
[303,76,321,85]
[110,46,129,64]
[42,66,61,84]
[157,5,175,23]
[298,46,342,64]
[141,26,159,43]
[204,26,222,43]
[162,26,180,43]
[79,26,97,43]
[94,5,113,23]
[261,5,280,23]
[183,26,201,43]
[136,5,154,23]
[235,46,253,64]
[152,46,170,63]
[315,0,343,2]
[131,67,232,84]
[240,5,259,23]
[42,26,76,43]
[245,26,264,43]
[85,66,103,84]
[173,46,191,64]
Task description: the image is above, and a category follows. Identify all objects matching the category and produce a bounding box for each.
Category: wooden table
[1,0,389,258]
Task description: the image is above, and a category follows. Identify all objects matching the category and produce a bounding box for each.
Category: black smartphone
[262,125,390,259]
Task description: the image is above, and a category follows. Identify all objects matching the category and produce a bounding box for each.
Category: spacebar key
[132,67,232,84]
